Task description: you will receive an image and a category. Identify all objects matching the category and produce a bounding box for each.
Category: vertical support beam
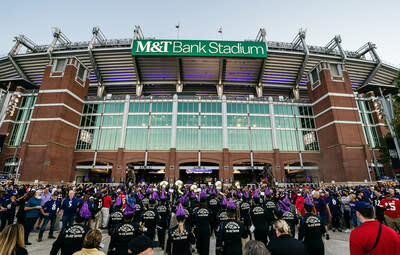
[8,54,33,85]
[171,94,178,148]
[120,95,130,148]
[269,97,278,149]
[217,59,225,97]
[294,30,309,88]
[222,95,228,149]
[176,58,183,92]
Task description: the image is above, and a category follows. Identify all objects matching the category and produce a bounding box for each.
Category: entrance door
[233,162,272,184]
[179,162,219,184]
[127,162,166,184]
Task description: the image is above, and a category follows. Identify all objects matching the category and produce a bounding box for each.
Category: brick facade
[0,59,390,184]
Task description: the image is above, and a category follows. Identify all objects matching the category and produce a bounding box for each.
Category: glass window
[251,129,273,151]
[275,117,295,128]
[150,115,172,126]
[201,103,222,113]
[152,102,172,113]
[249,116,270,128]
[76,129,98,150]
[54,59,66,72]
[129,103,150,113]
[77,64,86,80]
[227,116,248,127]
[299,131,319,151]
[97,128,121,150]
[276,130,298,151]
[200,115,222,127]
[273,105,293,115]
[228,129,250,151]
[249,104,269,114]
[311,68,319,84]
[127,115,149,127]
[9,123,29,146]
[125,128,147,150]
[104,103,124,113]
[80,115,100,127]
[176,128,198,150]
[177,115,198,126]
[83,104,103,114]
[200,129,223,150]
[178,102,199,113]
[148,128,171,150]
[227,103,247,113]
[102,115,123,127]
[330,64,340,76]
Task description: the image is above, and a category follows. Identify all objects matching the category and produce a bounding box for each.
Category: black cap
[128,235,158,254]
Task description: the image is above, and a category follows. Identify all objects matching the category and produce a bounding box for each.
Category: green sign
[132,39,267,58]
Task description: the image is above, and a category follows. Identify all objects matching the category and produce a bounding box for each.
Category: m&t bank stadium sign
[132,40,267,58]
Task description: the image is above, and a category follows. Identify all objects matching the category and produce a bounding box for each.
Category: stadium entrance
[127,161,166,184]
[233,162,272,184]
[75,161,112,183]
[179,162,219,184]
[284,162,319,183]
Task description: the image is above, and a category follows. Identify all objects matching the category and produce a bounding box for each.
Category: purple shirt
[40,192,52,206]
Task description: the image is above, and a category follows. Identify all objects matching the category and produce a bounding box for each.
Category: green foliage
[377,134,391,164]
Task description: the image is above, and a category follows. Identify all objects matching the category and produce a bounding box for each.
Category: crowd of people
[0,181,399,255]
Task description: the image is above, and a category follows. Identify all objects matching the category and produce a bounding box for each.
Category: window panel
[251,129,273,151]
[129,103,150,113]
[200,115,222,127]
[76,129,98,150]
[227,116,248,127]
[177,115,198,126]
[127,115,149,127]
[176,128,198,150]
[276,130,298,151]
[201,103,221,113]
[125,128,148,150]
[104,103,124,113]
[227,103,247,113]
[275,117,295,128]
[249,104,269,114]
[200,129,223,150]
[102,115,123,127]
[150,115,172,126]
[249,116,270,128]
[148,128,171,150]
[178,102,199,113]
[273,105,293,115]
[228,129,249,150]
[97,128,121,150]
[152,102,172,113]
[299,131,319,151]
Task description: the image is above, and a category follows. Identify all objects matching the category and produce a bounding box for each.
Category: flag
[218,27,223,33]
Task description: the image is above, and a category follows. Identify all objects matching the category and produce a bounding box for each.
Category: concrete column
[171,94,178,149]
[120,95,130,148]
[222,95,228,149]
[269,97,278,149]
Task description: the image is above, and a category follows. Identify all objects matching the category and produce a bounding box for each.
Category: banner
[132,40,267,58]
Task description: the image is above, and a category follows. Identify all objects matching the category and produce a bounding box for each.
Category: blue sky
[1,0,399,67]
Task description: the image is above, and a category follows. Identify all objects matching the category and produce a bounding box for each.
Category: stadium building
[0,26,398,184]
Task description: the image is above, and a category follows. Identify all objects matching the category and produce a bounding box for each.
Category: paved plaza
[26,228,350,255]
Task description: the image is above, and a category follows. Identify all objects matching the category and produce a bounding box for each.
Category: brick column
[307,61,372,182]
[167,148,177,183]
[19,57,89,183]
